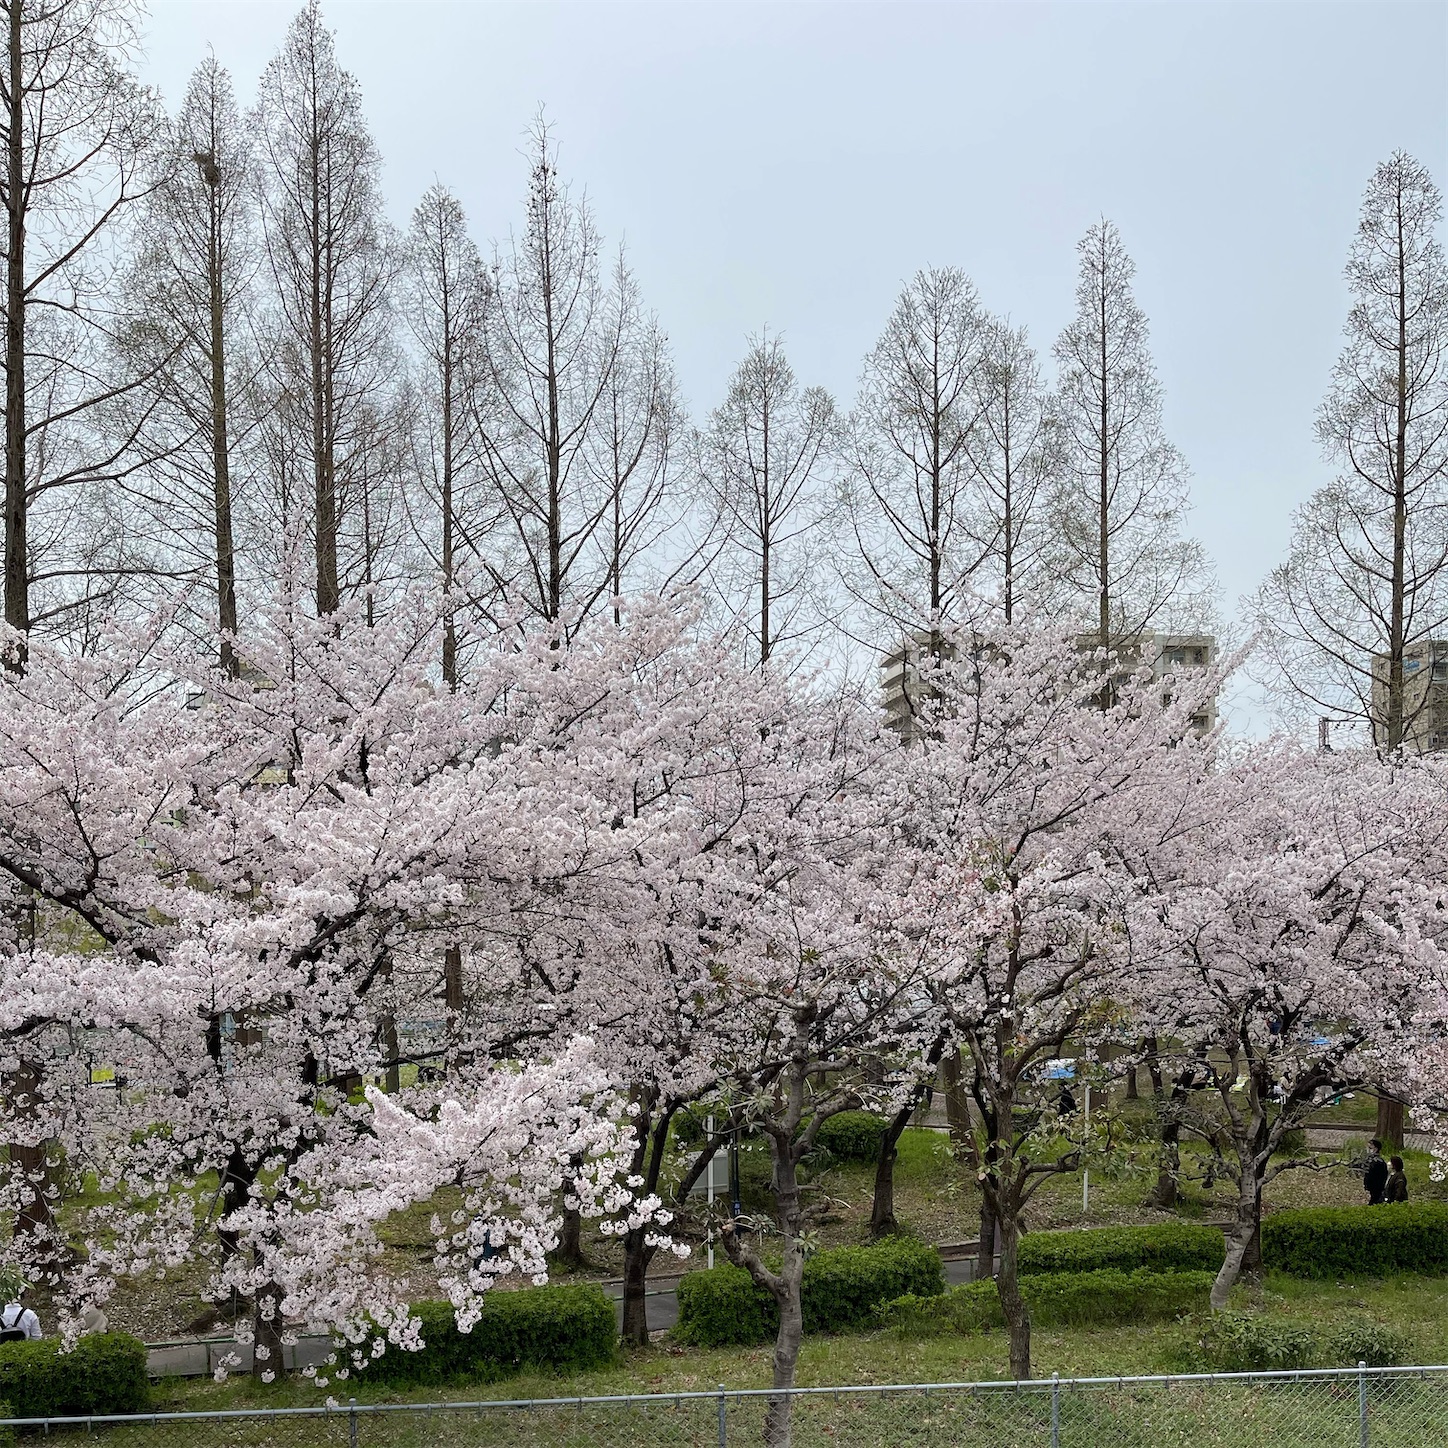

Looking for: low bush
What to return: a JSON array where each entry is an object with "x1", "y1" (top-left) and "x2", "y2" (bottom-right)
[
  {"x1": 813, "y1": 1112, "x2": 889, "y2": 1164},
  {"x1": 675, "y1": 1237, "x2": 945, "y2": 1347},
  {"x1": 0, "y1": 1334, "x2": 149, "y2": 1418},
  {"x1": 675, "y1": 1266, "x2": 774, "y2": 1349},
  {"x1": 349, "y1": 1285, "x2": 617, "y2": 1388},
  {"x1": 1173, "y1": 1312, "x2": 1412, "y2": 1372},
  {"x1": 1017, "y1": 1223, "x2": 1225, "y2": 1276},
  {"x1": 803, "y1": 1236, "x2": 944, "y2": 1334},
  {"x1": 878, "y1": 1268, "x2": 1213, "y2": 1337},
  {"x1": 1261, "y1": 1202, "x2": 1448, "y2": 1279}
]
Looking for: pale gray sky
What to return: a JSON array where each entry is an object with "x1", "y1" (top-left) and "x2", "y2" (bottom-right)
[{"x1": 140, "y1": 0, "x2": 1448, "y2": 677}]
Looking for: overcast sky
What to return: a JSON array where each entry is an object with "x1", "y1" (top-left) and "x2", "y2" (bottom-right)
[{"x1": 138, "y1": 0, "x2": 1448, "y2": 714}]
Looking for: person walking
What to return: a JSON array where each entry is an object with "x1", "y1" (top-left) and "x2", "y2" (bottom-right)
[
  {"x1": 0, "y1": 1290, "x2": 41, "y2": 1343},
  {"x1": 1385, "y1": 1155, "x2": 1409, "y2": 1204},
  {"x1": 1363, "y1": 1137, "x2": 1389, "y2": 1205}
]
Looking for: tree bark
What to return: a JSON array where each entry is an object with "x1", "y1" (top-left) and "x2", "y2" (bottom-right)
[
  {"x1": 251, "y1": 1279, "x2": 285, "y2": 1380},
  {"x1": 1376, "y1": 1095, "x2": 1405, "y2": 1152},
  {"x1": 995, "y1": 1215, "x2": 1031, "y2": 1380},
  {"x1": 619, "y1": 1227, "x2": 654, "y2": 1346},
  {"x1": 1211, "y1": 1179, "x2": 1261, "y2": 1311},
  {"x1": 3, "y1": 0, "x2": 28, "y2": 644},
  {"x1": 869, "y1": 1099, "x2": 913, "y2": 1237},
  {"x1": 555, "y1": 1203, "x2": 585, "y2": 1271}
]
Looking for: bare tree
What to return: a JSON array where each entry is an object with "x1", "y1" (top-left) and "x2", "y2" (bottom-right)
[
  {"x1": 963, "y1": 319, "x2": 1056, "y2": 624},
  {"x1": 699, "y1": 331, "x2": 835, "y2": 669},
  {"x1": 840, "y1": 268, "x2": 989, "y2": 639},
  {"x1": 1256, "y1": 153, "x2": 1448, "y2": 756},
  {"x1": 585, "y1": 257, "x2": 684, "y2": 624},
  {"x1": 1050, "y1": 220, "x2": 1210, "y2": 653},
  {"x1": 114, "y1": 56, "x2": 260, "y2": 674},
  {"x1": 255, "y1": 0, "x2": 396, "y2": 619},
  {"x1": 401, "y1": 183, "x2": 493, "y2": 685},
  {"x1": 0, "y1": 0, "x2": 166, "y2": 647},
  {"x1": 475, "y1": 118, "x2": 659, "y2": 633}
]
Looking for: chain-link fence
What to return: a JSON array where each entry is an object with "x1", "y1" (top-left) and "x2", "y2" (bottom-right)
[{"x1": 4, "y1": 1364, "x2": 1448, "y2": 1446}]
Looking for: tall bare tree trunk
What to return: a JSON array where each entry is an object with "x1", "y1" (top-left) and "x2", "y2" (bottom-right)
[{"x1": 4, "y1": 0, "x2": 27, "y2": 645}]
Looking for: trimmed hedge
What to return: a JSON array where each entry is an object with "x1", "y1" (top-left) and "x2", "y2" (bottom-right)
[
  {"x1": 1018, "y1": 1223, "x2": 1225, "y2": 1277},
  {"x1": 349, "y1": 1285, "x2": 617, "y2": 1388},
  {"x1": 675, "y1": 1236, "x2": 945, "y2": 1347},
  {"x1": 879, "y1": 1268, "x2": 1214, "y2": 1336},
  {"x1": 1174, "y1": 1312, "x2": 1412, "y2": 1371},
  {"x1": 1261, "y1": 1202, "x2": 1448, "y2": 1279},
  {"x1": 0, "y1": 1333, "x2": 149, "y2": 1419},
  {"x1": 813, "y1": 1112, "x2": 889, "y2": 1163}
]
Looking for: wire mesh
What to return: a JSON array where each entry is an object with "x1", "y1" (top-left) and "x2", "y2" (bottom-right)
[{"x1": 3, "y1": 1365, "x2": 1447, "y2": 1446}]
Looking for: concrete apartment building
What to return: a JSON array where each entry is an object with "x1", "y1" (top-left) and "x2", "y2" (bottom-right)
[
  {"x1": 882, "y1": 629, "x2": 1218, "y2": 742},
  {"x1": 1370, "y1": 641, "x2": 1448, "y2": 754}
]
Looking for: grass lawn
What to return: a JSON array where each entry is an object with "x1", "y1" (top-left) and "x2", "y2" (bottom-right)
[
  {"x1": 150, "y1": 1271, "x2": 1448, "y2": 1413},
  {"x1": 85, "y1": 1275, "x2": 1448, "y2": 1447}
]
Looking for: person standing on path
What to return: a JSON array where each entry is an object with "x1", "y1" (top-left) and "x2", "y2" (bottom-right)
[
  {"x1": 1363, "y1": 1137, "x2": 1389, "y2": 1205},
  {"x1": 1385, "y1": 1155, "x2": 1409, "y2": 1203}
]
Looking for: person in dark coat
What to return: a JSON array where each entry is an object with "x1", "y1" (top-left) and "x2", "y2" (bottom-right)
[
  {"x1": 1363, "y1": 1137, "x2": 1389, "y2": 1205},
  {"x1": 1385, "y1": 1155, "x2": 1408, "y2": 1203}
]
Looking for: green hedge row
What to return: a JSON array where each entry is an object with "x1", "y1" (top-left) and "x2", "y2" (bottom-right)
[
  {"x1": 1261, "y1": 1203, "x2": 1448, "y2": 1279},
  {"x1": 675, "y1": 1236, "x2": 945, "y2": 1347},
  {"x1": 348, "y1": 1285, "x2": 617, "y2": 1388},
  {"x1": 878, "y1": 1268, "x2": 1214, "y2": 1336},
  {"x1": 1018, "y1": 1223, "x2": 1225, "y2": 1277},
  {"x1": 0, "y1": 1334, "x2": 149, "y2": 1419}
]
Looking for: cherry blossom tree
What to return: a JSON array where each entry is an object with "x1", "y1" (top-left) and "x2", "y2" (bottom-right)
[
  {"x1": 885, "y1": 620, "x2": 1221, "y2": 1379},
  {"x1": 1129, "y1": 744, "x2": 1446, "y2": 1309}
]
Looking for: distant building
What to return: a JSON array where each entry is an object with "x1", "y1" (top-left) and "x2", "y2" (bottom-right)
[
  {"x1": 1370, "y1": 641, "x2": 1448, "y2": 754},
  {"x1": 881, "y1": 628, "x2": 1218, "y2": 742}
]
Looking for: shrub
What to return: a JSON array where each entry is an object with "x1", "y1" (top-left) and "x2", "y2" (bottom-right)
[
  {"x1": 803, "y1": 1236, "x2": 944, "y2": 1334},
  {"x1": 350, "y1": 1285, "x2": 616, "y2": 1388},
  {"x1": 1261, "y1": 1202, "x2": 1448, "y2": 1279},
  {"x1": 675, "y1": 1238, "x2": 945, "y2": 1347},
  {"x1": 1017, "y1": 1223, "x2": 1225, "y2": 1276},
  {"x1": 1173, "y1": 1312, "x2": 1413, "y2": 1372},
  {"x1": 0, "y1": 1402, "x2": 11, "y2": 1448},
  {"x1": 1178, "y1": 1312, "x2": 1318, "y2": 1371},
  {"x1": 813, "y1": 1112, "x2": 889, "y2": 1163},
  {"x1": 878, "y1": 1268, "x2": 1213, "y2": 1337},
  {"x1": 1325, "y1": 1319, "x2": 1413, "y2": 1368},
  {"x1": 675, "y1": 1266, "x2": 774, "y2": 1348},
  {"x1": 0, "y1": 1334, "x2": 149, "y2": 1418}
]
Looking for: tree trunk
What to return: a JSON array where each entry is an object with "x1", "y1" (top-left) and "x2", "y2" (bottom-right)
[
  {"x1": 555, "y1": 1202, "x2": 585, "y2": 1271},
  {"x1": 619, "y1": 1226, "x2": 655, "y2": 1346},
  {"x1": 4, "y1": 0, "x2": 28, "y2": 645},
  {"x1": 1376, "y1": 1095, "x2": 1405, "y2": 1152},
  {"x1": 1210, "y1": 1179, "x2": 1261, "y2": 1310},
  {"x1": 869, "y1": 1100, "x2": 913, "y2": 1236},
  {"x1": 941, "y1": 1050, "x2": 970, "y2": 1148},
  {"x1": 994, "y1": 1214, "x2": 1031, "y2": 1380},
  {"x1": 762, "y1": 1147, "x2": 806, "y2": 1448},
  {"x1": 1144, "y1": 1117, "x2": 1180, "y2": 1210},
  {"x1": 251, "y1": 1279, "x2": 285, "y2": 1381},
  {"x1": 977, "y1": 1194, "x2": 997, "y2": 1281},
  {"x1": 7, "y1": 1060, "x2": 55, "y2": 1251}
]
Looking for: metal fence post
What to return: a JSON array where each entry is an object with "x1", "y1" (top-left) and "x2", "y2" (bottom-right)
[
  {"x1": 1358, "y1": 1362, "x2": 1368, "y2": 1448},
  {"x1": 349, "y1": 1395, "x2": 359, "y2": 1448},
  {"x1": 717, "y1": 1383, "x2": 727, "y2": 1448},
  {"x1": 1051, "y1": 1372, "x2": 1060, "y2": 1448}
]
